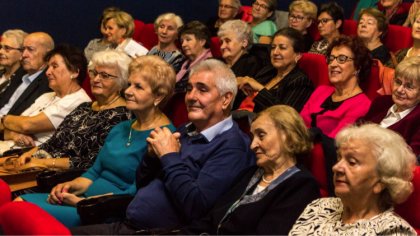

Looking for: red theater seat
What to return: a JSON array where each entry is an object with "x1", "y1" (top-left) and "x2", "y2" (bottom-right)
[
  {"x1": 0, "y1": 202, "x2": 71, "y2": 235},
  {"x1": 298, "y1": 53, "x2": 330, "y2": 87},
  {"x1": 0, "y1": 179, "x2": 11, "y2": 207},
  {"x1": 210, "y1": 36, "x2": 222, "y2": 59},
  {"x1": 395, "y1": 166, "x2": 420, "y2": 234},
  {"x1": 384, "y1": 24, "x2": 413, "y2": 53}
]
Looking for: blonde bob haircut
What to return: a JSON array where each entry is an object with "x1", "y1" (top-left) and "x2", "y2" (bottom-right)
[
  {"x1": 395, "y1": 56, "x2": 420, "y2": 84},
  {"x1": 254, "y1": 105, "x2": 312, "y2": 157},
  {"x1": 103, "y1": 10, "x2": 135, "y2": 38},
  {"x1": 289, "y1": 0, "x2": 318, "y2": 20},
  {"x1": 154, "y1": 13, "x2": 184, "y2": 31},
  {"x1": 336, "y1": 123, "x2": 417, "y2": 209},
  {"x1": 128, "y1": 55, "x2": 176, "y2": 107}
]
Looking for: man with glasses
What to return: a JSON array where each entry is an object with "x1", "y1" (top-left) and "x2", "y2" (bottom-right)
[
  {"x1": 207, "y1": 0, "x2": 241, "y2": 36},
  {"x1": 0, "y1": 29, "x2": 27, "y2": 95},
  {"x1": 0, "y1": 32, "x2": 53, "y2": 122}
]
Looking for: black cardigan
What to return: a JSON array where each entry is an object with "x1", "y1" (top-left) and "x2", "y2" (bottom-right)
[{"x1": 181, "y1": 166, "x2": 320, "y2": 235}]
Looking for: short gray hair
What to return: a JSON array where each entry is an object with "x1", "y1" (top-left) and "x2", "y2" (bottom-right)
[
  {"x1": 218, "y1": 20, "x2": 253, "y2": 51},
  {"x1": 88, "y1": 50, "x2": 132, "y2": 91},
  {"x1": 2, "y1": 29, "x2": 28, "y2": 47},
  {"x1": 395, "y1": 56, "x2": 420, "y2": 84},
  {"x1": 154, "y1": 12, "x2": 184, "y2": 30},
  {"x1": 336, "y1": 123, "x2": 417, "y2": 208},
  {"x1": 219, "y1": 0, "x2": 242, "y2": 9},
  {"x1": 189, "y1": 59, "x2": 237, "y2": 109}
]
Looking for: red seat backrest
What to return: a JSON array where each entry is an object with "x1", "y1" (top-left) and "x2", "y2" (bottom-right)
[
  {"x1": 163, "y1": 92, "x2": 188, "y2": 128},
  {"x1": 0, "y1": 179, "x2": 11, "y2": 207},
  {"x1": 384, "y1": 24, "x2": 413, "y2": 53},
  {"x1": 395, "y1": 166, "x2": 420, "y2": 234},
  {"x1": 82, "y1": 74, "x2": 95, "y2": 100},
  {"x1": 307, "y1": 143, "x2": 329, "y2": 197},
  {"x1": 298, "y1": 53, "x2": 330, "y2": 87},
  {"x1": 360, "y1": 60, "x2": 382, "y2": 101},
  {"x1": 343, "y1": 19, "x2": 358, "y2": 37},
  {"x1": 0, "y1": 202, "x2": 71, "y2": 235},
  {"x1": 133, "y1": 19, "x2": 146, "y2": 43},
  {"x1": 135, "y1": 23, "x2": 158, "y2": 50},
  {"x1": 210, "y1": 36, "x2": 222, "y2": 59}
]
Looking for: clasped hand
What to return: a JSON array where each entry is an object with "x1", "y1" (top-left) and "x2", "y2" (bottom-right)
[{"x1": 146, "y1": 127, "x2": 181, "y2": 158}]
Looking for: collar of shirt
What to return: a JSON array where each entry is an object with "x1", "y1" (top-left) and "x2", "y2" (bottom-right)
[
  {"x1": 23, "y1": 69, "x2": 44, "y2": 83},
  {"x1": 385, "y1": 104, "x2": 415, "y2": 120},
  {"x1": 185, "y1": 115, "x2": 233, "y2": 142}
]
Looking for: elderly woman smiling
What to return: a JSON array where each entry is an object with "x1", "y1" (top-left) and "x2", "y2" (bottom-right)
[
  {"x1": 16, "y1": 50, "x2": 132, "y2": 170},
  {"x1": 182, "y1": 105, "x2": 319, "y2": 235},
  {"x1": 290, "y1": 124, "x2": 417, "y2": 235},
  {"x1": 208, "y1": 0, "x2": 242, "y2": 36},
  {"x1": 218, "y1": 20, "x2": 262, "y2": 77},
  {"x1": 361, "y1": 56, "x2": 420, "y2": 157},
  {"x1": 148, "y1": 13, "x2": 185, "y2": 73}
]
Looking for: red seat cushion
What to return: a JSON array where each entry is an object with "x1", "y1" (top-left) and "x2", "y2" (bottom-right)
[
  {"x1": 395, "y1": 166, "x2": 420, "y2": 233},
  {"x1": 0, "y1": 202, "x2": 71, "y2": 235},
  {"x1": 0, "y1": 179, "x2": 11, "y2": 207}
]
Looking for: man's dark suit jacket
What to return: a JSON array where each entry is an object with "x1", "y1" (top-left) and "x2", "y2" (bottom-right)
[{"x1": 0, "y1": 67, "x2": 51, "y2": 116}]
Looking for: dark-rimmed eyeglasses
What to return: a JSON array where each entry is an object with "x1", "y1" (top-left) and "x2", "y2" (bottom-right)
[
  {"x1": 88, "y1": 69, "x2": 118, "y2": 80},
  {"x1": 0, "y1": 44, "x2": 23, "y2": 52},
  {"x1": 327, "y1": 55, "x2": 354, "y2": 64},
  {"x1": 252, "y1": 1, "x2": 269, "y2": 10},
  {"x1": 393, "y1": 78, "x2": 419, "y2": 92},
  {"x1": 318, "y1": 18, "x2": 334, "y2": 25},
  {"x1": 288, "y1": 14, "x2": 306, "y2": 22}
]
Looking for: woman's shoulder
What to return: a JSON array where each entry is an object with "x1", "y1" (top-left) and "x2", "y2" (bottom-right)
[
  {"x1": 253, "y1": 20, "x2": 277, "y2": 33},
  {"x1": 370, "y1": 210, "x2": 417, "y2": 235}
]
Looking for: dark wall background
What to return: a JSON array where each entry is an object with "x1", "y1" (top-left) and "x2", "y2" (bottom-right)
[{"x1": 0, "y1": 0, "x2": 355, "y2": 49}]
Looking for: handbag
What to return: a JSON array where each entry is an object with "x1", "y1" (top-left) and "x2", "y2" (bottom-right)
[{"x1": 0, "y1": 156, "x2": 47, "y2": 174}]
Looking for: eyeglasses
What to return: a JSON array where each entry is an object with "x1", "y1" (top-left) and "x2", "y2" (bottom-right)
[
  {"x1": 88, "y1": 69, "x2": 118, "y2": 80},
  {"x1": 327, "y1": 55, "x2": 354, "y2": 64},
  {"x1": 288, "y1": 14, "x2": 306, "y2": 22},
  {"x1": 393, "y1": 78, "x2": 419, "y2": 92},
  {"x1": 318, "y1": 18, "x2": 334, "y2": 25},
  {"x1": 252, "y1": 1, "x2": 269, "y2": 10},
  {"x1": 0, "y1": 44, "x2": 23, "y2": 52},
  {"x1": 219, "y1": 4, "x2": 236, "y2": 9}
]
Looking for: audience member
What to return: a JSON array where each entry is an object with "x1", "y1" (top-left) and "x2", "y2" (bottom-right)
[
  {"x1": 218, "y1": 20, "x2": 262, "y2": 77},
  {"x1": 17, "y1": 50, "x2": 132, "y2": 170},
  {"x1": 182, "y1": 105, "x2": 319, "y2": 235},
  {"x1": 15, "y1": 55, "x2": 177, "y2": 227},
  {"x1": 84, "y1": 6, "x2": 120, "y2": 62},
  {"x1": 207, "y1": 0, "x2": 242, "y2": 36},
  {"x1": 103, "y1": 10, "x2": 148, "y2": 57},
  {"x1": 309, "y1": 2, "x2": 344, "y2": 55},
  {"x1": 357, "y1": 8, "x2": 391, "y2": 64},
  {"x1": 288, "y1": 0, "x2": 318, "y2": 51},
  {"x1": 361, "y1": 56, "x2": 420, "y2": 157},
  {"x1": 0, "y1": 32, "x2": 54, "y2": 118},
  {"x1": 250, "y1": 0, "x2": 277, "y2": 44},
  {"x1": 236, "y1": 28, "x2": 314, "y2": 113},
  {"x1": 380, "y1": 0, "x2": 408, "y2": 25},
  {"x1": 352, "y1": 0, "x2": 379, "y2": 20},
  {"x1": 147, "y1": 13, "x2": 185, "y2": 73},
  {"x1": 0, "y1": 30, "x2": 27, "y2": 95},
  {"x1": 176, "y1": 21, "x2": 212, "y2": 93},
  {"x1": 393, "y1": 10, "x2": 420, "y2": 65},
  {"x1": 70, "y1": 59, "x2": 255, "y2": 234},
  {"x1": 403, "y1": 0, "x2": 420, "y2": 27},
  {"x1": 301, "y1": 36, "x2": 372, "y2": 138},
  {"x1": 0, "y1": 44, "x2": 91, "y2": 154},
  {"x1": 290, "y1": 124, "x2": 417, "y2": 235}
]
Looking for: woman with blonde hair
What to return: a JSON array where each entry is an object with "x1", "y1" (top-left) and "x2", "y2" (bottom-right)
[
  {"x1": 288, "y1": 0, "x2": 318, "y2": 51},
  {"x1": 148, "y1": 13, "x2": 185, "y2": 73},
  {"x1": 290, "y1": 123, "x2": 416, "y2": 235}
]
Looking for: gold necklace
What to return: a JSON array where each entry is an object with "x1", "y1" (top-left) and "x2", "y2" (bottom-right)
[{"x1": 98, "y1": 96, "x2": 120, "y2": 111}]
